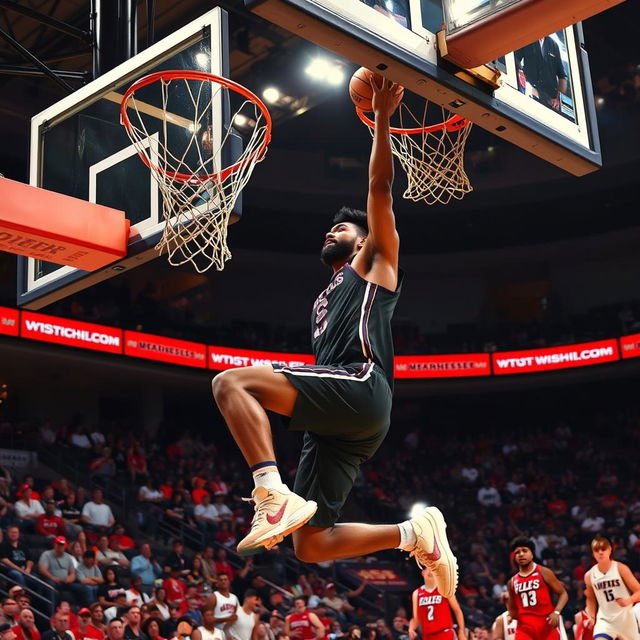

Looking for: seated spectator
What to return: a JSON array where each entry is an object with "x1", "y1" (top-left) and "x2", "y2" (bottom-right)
[
  {"x1": 90, "y1": 603, "x2": 108, "y2": 636},
  {"x1": 2, "y1": 597, "x2": 20, "y2": 625},
  {"x1": 110, "y1": 524, "x2": 136, "y2": 550},
  {"x1": 185, "y1": 556, "x2": 206, "y2": 591},
  {"x1": 82, "y1": 488, "x2": 115, "y2": 532},
  {"x1": 162, "y1": 540, "x2": 189, "y2": 576},
  {"x1": 131, "y1": 543, "x2": 162, "y2": 593},
  {"x1": 164, "y1": 493, "x2": 192, "y2": 531},
  {"x1": 70, "y1": 424, "x2": 92, "y2": 450},
  {"x1": 13, "y1": 486, "x2": 44, "y2": 531},
  {"x1": 477, "y1": 482, "x2": 501, "y2": 508},
  {"x1": 106, "y1": 618, "x2": 125, "y2": 640},
  {"x1": 98, "y1": 567, "x2": 127, "y2": 608},
  {"x1": 11, "y1": 608, "x2": 41, "y2": 640},
  {"x1": 104, "y1": 593, "x2": 128, "y2": 623},
  {"x1": 200, "y1": 546, "x2": 218, "y2": 588},
  {"x1": 213, "y1": 495, "x2": 234, "y2": 523},
  {"x1": 581, "y1": 508, "x2": 605, "y2": 533},
  {"x1": 96, "y1": 534, "x2": 130, "y2": 569},
  {"x1": 58, "y1": 491, "x2": 82, "y2": 538},
  {"x1": 0, "y1": 525, "x2": 34, "y2": 587},
  {"x1": 213, "y1": 548, "x2": 234, "y2": 581},
  {"x1": 36, "y1": 500, "x2": 66, "y2": 539},
  {"x1": 214, "y1": 521, "x2": 236, "y2": 549},
  {"x1": 141, "y1": 619, "x2": 164, "y2": 640},
  {"x1": 76, "y1": 550, "x2": 104, "y2": 606},
  {"x1": 191, "y1": 478, "x2": 209, "y2": 506},
  {"x1": 38, "y1": 536, "x2": 78, "y2": 597},
  {"x1": 194, "y1": 493, "x2": 220, "y2": 541},
  {"x1": 321, "y1": 582, "x2": 366, "y2": 624},
  {"x1": 149, "y1": 587, "x2": 171, "y2": 621},
  {"x1": 90, "y1": 448, "x2": 116, "y2": 482},
  {"x1": 42, "y1": 611, "x2": 74, "y2": 640},
  {"x1": 69, "y1": 541, "x2": 86, "y2": 569},
  {"x1": 126, "y1": 575, "x2": 152, "y2": 607},
  {"x1": 138, "y1": 478, "x2": 164, "y2": 531},
  {"x1": 75, "y1": 608, "x2": 103, "y2": 640},
  {"x1": 127, "y1": 443, "x2": 148, "y2": 486},
  {"x1": 210, "y1": 475, "x2": 229, "y2": 497},
  {"x1": 159, "y1": 604, "x2": 181, "y2": 639},
  {"x1": 162, "y1": 565, "x2": 187, "y2": 606},
  {"x1": 50, "y1": 603, "x2": 78, "y2": 631},
  {"x1": 123, "y1": 606, "x2": 147, "y2": 640}
]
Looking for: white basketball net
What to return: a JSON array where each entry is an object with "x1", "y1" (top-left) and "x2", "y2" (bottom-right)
[
  {"x1": 360, "y1": 102, "x2": 473, "y2": 205},
  {"x1": 121, "y1": 74, "x2": 270, "y2": 272}
]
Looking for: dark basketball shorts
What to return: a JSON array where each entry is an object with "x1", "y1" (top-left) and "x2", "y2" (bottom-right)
[{"x1": 272, "y1": 361, "x2": 392, "y2": 527}]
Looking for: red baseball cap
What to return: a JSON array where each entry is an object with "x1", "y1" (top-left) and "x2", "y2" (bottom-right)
[
  {"x1": 54, "y1": 535, "x2": 67, "y2": 545},
  {"x1": 78, "y1": 609, "x2": 91, "y2": 616}
]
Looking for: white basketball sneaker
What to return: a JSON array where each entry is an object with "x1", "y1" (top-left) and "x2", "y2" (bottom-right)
[
  {"x1": 237, "y1": 486, "x2": 317, "y2": 556},
  {"x1": 409, "y1": 506, "x2": 458, "y2": 598}
]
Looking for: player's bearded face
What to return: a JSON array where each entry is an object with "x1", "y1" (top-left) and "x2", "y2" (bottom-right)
[{"x1": 320, "y1": 235, "x2": 357, "y2": 266}]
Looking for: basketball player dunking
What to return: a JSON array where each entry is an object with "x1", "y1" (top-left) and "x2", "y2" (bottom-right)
[
  {"x1": 285, "y1": 598, "x2": 325, "y2": 640},
  {"x1": 409, "y1": 567, "x2": 465, "y2": 640},
  {"x1": 585, "y1": 535, "x2": 640, "y2": 640},
  {"x1": 507, "y1": 537, "x2": 568, "y2": 640},
  {"x1": 211, "y1": 77, "x2": 457, "y2": 596}
]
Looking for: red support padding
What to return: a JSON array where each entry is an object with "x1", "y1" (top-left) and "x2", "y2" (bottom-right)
[{"x1": 0, "y1": 177, "x2": 130, "y2": 271}]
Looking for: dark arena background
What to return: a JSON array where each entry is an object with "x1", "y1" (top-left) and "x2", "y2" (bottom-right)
[{"x1": 1, "y1": 1, "x2": 640, "y2": 640}]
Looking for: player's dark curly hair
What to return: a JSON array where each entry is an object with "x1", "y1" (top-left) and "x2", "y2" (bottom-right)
[
  {"x1": 333, "y1": 206, "x2": 368, "y2": 235},
  {"x1": 510, "y1": 536, "x2": 535, "y2": 555}
]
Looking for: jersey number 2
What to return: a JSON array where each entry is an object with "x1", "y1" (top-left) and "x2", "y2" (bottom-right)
[
  {"x1": 520, "y1": 591, "x2": 538, "y2": 607},
  {"x1": 426, "y1": 606, "x2": 435, "y2": 621}
]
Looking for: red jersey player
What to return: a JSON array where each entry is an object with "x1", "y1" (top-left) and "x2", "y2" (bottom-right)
[
  {"x1": 507, "y1": 537, "x2": 568, "y2": 640},
  {"x1": 409, "y1": 567, "x2": 465, "y2": 640},
  {"x1": 285, "y1": 597, "x2": 325, "y2": 640}
]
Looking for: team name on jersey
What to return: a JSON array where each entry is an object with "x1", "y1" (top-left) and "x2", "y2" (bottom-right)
[
  {"x1": 312, "y1": 271, "x2": 344, "y2": 339},
  {"x1": 514, "y1": 580, "x2": 540, "y2": 593},
  {"x1": 595, "y1": 579, "x2": 621, "y2": 590},
  {"x1": 220, "y1": 604, "x2": 237, "y2": 612},
  {"x1": 290, "y1": 621, "x2": 310, "y2": 628},
  {"x1": 419, "y1": 596, "x2": 443, "y2": 606}
]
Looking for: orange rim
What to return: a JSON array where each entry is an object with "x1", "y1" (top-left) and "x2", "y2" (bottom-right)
[
  {"x1": 356, "y1": 107, "x2": 470, "y2": 134},
  {"x1": 120, "y1": 70, "x2": 272, "y2": 184}
]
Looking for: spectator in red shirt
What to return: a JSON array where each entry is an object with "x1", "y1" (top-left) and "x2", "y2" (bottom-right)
[
  {"x1": 74, "y1": 609, "x2": 103, "y2": 640},
  {"x1": 109, "y1": 524, "x2": 135, "y2": 551},
  {"x1": 214, "y1": 548, "x2": 234, "y2": 581},
  {"x1": 11, "y1": 609, "x2": 40, "y2": 640},
  {"x1": 162, "y1": 566, "x2": 187, "y2": 605},
  {"x1": 191, "y1": 481, "x2": 209, "y2": 506},
  {"x1": 36, "y1": 501, "x2": 66, "y2": 539},
  {"x1": 546, "y1": 495, "x2": 568, "y2": 517},
  {"x1": 127, "y1": 443, "x2": 148, "y2": 485}
]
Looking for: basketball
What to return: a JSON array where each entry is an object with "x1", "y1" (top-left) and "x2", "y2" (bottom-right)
[{"x1": 349, "y1": 67, "x2": 404, "y2": 112}]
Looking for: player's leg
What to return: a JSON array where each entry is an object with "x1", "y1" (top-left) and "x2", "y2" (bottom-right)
[
  {"x1": 211, "y1": 365, "x2": 318, "y2": 554},
  {"x1": 211, "y1": 365, "x2": 296, "y2": 466}
]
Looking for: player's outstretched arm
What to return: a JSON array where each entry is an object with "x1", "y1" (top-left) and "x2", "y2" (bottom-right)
[
  {"x1": 351, "y1": 75, "x2": 399, "y2": 292},
  {"x1": 540, "y1": 566, "x2": 568, "y2": 628},
  {"x1": 507, "y1": 579, "x2": 518, "y2": 621},
  {"x1": 447, "y1": 594, "x2": 466, "y2": 640},
  {"x1": 491, "y1": 614, "x2": 504, "y2": 640},
  {"x1": 408, "y1": 589, "x2": 419, "y2": 640},
  {"x1": 616, "y1": 562, "x2": 640, "y2": 607}
]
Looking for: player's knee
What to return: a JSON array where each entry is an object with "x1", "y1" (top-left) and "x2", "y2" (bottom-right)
[{"x1": 211, "y1": 369, "x2": 239, "y2": 403}]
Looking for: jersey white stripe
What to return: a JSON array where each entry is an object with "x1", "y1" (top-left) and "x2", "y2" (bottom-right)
[{"x1": 274, "y1": 363, "x2": 374, "y2": 381}]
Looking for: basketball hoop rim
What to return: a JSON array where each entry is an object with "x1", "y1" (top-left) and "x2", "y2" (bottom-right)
[
  {"x1": 120, "y1": 69, "x2": 273, "y2": 184},
  {"x1": 356, "y1": 107, "x2": 470, "y2": 134}
]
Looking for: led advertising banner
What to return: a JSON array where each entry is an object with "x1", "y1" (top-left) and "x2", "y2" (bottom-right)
[
  {"x1": 208, "y1": 345, "x2": 315, "y2": 371},
  {"x1": 20, "y1": 310, "x2": 122, "y2": 354},
  {"x1": 492, "y1": 339, "x2": 619, "y2": 375},
  {"x1": 124, "y1": 331, "x2": 207, "y2": 368},
  {"x1": 619, "y1": 334, "x2": 640, "y2": 359},
  {"x1": 394, "y1": 353, "x2": 491, "y2": 378},
  {"x1": 0, "y1": 306, "x2": 19, "y2": 337}
]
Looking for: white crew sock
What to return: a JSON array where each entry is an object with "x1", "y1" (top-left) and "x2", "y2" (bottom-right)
[
  {"x1": 397, "y1": 520, "x2": 417, "y2": 550},
  {"x1": 252, "y1": 467, "x2": 289, "y2": 492}
]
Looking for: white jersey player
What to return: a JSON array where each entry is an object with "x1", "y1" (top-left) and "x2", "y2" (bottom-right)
[
  {"x1": 585, "y1": 535, "x2": 640, "y2": 640},
  {"x1": 492, "y1": 594, "x2": 517, "y2": 640}
]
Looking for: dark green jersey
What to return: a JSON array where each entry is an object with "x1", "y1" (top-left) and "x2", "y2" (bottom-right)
[{"x1": 311, "y1": 264, "x2": 402, "y2": 388}]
